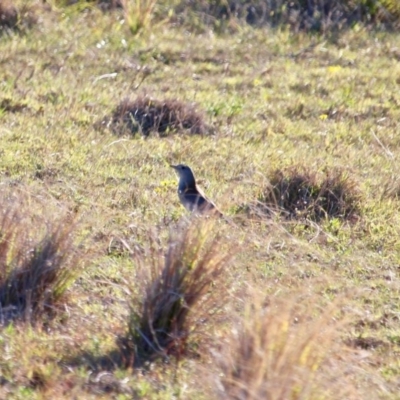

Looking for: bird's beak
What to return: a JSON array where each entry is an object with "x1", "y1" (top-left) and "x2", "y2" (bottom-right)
[{"x1": 170, "y1": 164, "x2": 178, "y2": 170}]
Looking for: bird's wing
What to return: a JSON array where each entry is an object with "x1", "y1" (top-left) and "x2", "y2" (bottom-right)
[{"x1": 193, "y1": 185, "x2": 223, "y2": 216}]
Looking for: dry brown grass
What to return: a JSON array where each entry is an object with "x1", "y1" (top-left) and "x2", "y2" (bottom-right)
[
  {"x1": 213, "y1": 294, "x2": 358, "y2": 400},
  {"x1": 124, "y1": 218, "x2": 235, "y2": 364},
  {"x1": 0, "y1": 195, "x2": 83, "y2": 325}
]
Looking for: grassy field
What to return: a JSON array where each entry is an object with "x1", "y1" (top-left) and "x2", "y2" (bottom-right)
[{"x1": 1, "y1": 1, "x2": 400, "y2": 398}]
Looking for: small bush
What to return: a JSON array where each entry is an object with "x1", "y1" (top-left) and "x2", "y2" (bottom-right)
[
  {"x1": 259, "y1": 167, "x2": 360, "y2": 221},
  {"x1": 108, "y1": 96, "x2": 208, "y2": 137},
  {"x1": 214, "y1": 295, "x2": 351, "y2": 400},
  {"x1": 124, "y1": 219, "x2": 235, "y2": 363},
  {"x1": 0, "y1": 198, "x2": 82, "y2": 325}
]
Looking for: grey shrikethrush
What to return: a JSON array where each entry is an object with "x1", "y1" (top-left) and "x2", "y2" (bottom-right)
[{"x1": 170, "y1": 164, "x2": 222, "y2": 216}]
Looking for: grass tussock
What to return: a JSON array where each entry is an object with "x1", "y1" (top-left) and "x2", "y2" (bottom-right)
[
  {"x1": 120, "y1": 0, "x2": 157, "y2": 35},
  {"x1": 0, "y1": 0, "x2": 39, "y2": 32},
  {"x1": 0, "y1": 0, "x2": 18, "y2": 30},
  {"x1": 108, "y1": 96, "x2": 208, "y2": 137},
  {"x1": 124, "y1": 219, "x2": 235, "y2": 364},
  {"x1": 0, "y1": 199, "x2": 82, "y2": 325},
  {"x1": 259, "y1": 167, "x2": 360, "y2": 221},
  {"x1": 214, "y1": 295, "x2": 352, "y2": 400}
]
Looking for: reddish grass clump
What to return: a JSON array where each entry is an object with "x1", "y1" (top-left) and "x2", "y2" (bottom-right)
[
  {"x1": 259, "y1": 167, "x2": 360, "y2": 221},
  {"x1": 0, "y1": 202, "x2": 82, "y2": 325},
  {"x1": 124, "y1": 219, "x2": 235, "y2": 364},
  {"x1": 110, "y1": 96, "x2": 208, "y2": 137}
]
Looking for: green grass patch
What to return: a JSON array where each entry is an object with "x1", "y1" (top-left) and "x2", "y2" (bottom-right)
[{"x1": 0, "y1": 2, "x2": 400, "y2": 398}]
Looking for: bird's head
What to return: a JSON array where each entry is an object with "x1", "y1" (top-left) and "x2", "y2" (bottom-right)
[{"x1": 170, "y1": 164, "x2": 196, "y2": 186}]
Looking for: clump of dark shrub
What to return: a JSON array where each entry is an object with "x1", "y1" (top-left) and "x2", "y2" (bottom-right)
[
  {"x1": 174, "y1": 0, "x2": 400, "y2": 32},
  {"x1": 259, "y1": 167, "x2": 360, "y2": 221},
  {"x1": 0, "y1": 0, "x2": 18, "y2": 30},
  {"x1": 0, "y1": 0, "x2": 39, "y2": 33},
  {"x1": 0, "y1": 198, "x2": 82, "y2": 325},
  {"x1": 123, "y1": 219, "x2": 234, "y2": 364},
  {"x1": 109, "y1": 97, "x2": 208, "y2": 137}
]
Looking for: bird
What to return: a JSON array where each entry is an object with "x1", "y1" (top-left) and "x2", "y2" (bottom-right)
[{"x1": 170, "y1": 164, "x2": 221, "y2": 215}]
